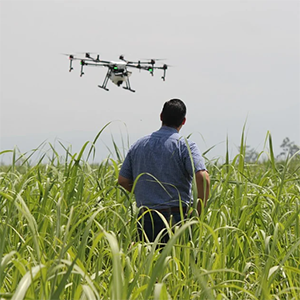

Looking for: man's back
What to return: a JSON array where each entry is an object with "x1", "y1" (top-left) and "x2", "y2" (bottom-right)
[{"x1": 119, "y1": 126, "x2": 206, "y2": 209}]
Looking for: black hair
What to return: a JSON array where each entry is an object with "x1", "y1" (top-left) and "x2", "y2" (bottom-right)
[{"x1": 161, "y1": 98, "x2": 186, "y2": 128}]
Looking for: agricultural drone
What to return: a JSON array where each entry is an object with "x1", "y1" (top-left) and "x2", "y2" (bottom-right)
[{"x1": 65, "y1": 53, "x2": 168, "y2": 92}]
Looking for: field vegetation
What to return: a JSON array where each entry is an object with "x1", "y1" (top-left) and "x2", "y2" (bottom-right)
[{"x1": 0, "y1": 131, "x2": 299, "y2": 299}]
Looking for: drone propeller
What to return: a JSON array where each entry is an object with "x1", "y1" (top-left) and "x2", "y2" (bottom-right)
[
  {"x1": 76, "y1": 51, "x2": 98, "y2": 55},
  {"x1": 83, "y1": 52, "x2": 105, "y2": 63},
  {"x1": 73, "y1": 52, "x2": 101, "y2": 61},
  {"x1": 142, "y1": 58, "x2": 165, "y2": 64},
  {"x1": 62, "y1": 53, "x2": 75, "y2": 60},
  {"x1": 119, "y1": 55, "x2": 135, "y2": 64},
  {"x1": 149, "y1": 59, "x2": 155, "y2": 65},
  {"x1": 77, "y1": 52, "x2": 93, "y2": 59}
]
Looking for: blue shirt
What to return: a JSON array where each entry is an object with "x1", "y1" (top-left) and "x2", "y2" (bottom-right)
[{"x1": 119, "y1": 126, "x2": 206, "y2": 209}]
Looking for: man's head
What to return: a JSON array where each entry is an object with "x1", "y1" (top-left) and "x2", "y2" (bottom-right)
[{"x1": 160, "y1": 98, "x2": 186, "y2": 128}]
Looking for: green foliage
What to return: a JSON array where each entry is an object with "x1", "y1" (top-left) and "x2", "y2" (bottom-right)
[{"x1": 0, "y1": 134, "x2": 300, "y2": 300}]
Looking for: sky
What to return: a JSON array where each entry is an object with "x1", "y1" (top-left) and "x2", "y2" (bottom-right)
[{"x1": 1, "y1": 0, "x2": 299, "y2": 164}]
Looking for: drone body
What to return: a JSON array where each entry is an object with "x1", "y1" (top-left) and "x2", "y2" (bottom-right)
[{"x1": 66, "y1": 53, "x2": 168, "y2": 92}]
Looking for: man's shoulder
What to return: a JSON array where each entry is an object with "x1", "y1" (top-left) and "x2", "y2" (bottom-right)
[
  {"x1": 175, "y1": 135, "x2": 197, "y2": 146},
  {"x1": 176, "y1": 138, "x2": 201, "y2": 157},
  {"x1": 130, "y1": 134, "x2": 151, "y2": 148},
  {"x1": 137, "y1": 134, "x2": 152, "y2": 142}
]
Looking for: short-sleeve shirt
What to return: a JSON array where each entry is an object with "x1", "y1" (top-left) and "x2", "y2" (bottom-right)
[{"x1": 119, "y1": 126, "x2": 206, "y2": 209}]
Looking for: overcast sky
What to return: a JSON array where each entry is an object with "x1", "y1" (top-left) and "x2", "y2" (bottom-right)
[{"x1": 1, "y1": 0, "x2": 299, "y2": 164}]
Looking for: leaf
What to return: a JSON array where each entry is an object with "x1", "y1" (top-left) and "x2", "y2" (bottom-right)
[
  {"x1": 11, "y1": 265, "x2": 45, "y2": 300},
  {"x1": 81, "y1": 284, "x2": 97, "y2": 300},
  {"x1": 268, "y1": 266, "x2": 280, "y2": 279},
  {"x1": 154, "y1": 283, "x2": 171, "y2": 300}
]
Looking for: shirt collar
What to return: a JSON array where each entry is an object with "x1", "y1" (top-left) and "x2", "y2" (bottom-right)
[{"x1": 159, "y1": 125, "x2": 178, "y2": 133}]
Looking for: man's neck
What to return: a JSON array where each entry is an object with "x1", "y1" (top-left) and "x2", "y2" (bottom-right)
[{"x1": 162, "y1": 124, "x2": 181, "y2": 132}]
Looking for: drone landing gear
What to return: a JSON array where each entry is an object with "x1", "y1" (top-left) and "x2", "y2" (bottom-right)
[
  {"x1": 98, "y1": 69, "x2": 111, "y2": 91},
  {"x1": 123, "y1": 87, "x2": 135, "y2": 92},
  {"x1": 98, "y1": 85, "x2": 109, "y2": 91},
  {"x1": 123, "y1": 78, "x2": 135, "y2": 93}
]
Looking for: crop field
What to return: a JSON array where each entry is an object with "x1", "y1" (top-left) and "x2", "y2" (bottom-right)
[{"x1": 0, "y1": 134, "x2": 299, "y2": 300}]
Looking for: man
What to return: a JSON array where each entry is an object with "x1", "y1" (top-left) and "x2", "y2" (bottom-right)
[{"x1": 118, "y1": 99, "x2": 210, "y2": 242}]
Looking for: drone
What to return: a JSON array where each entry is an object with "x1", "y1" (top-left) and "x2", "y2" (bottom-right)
[{"x1": 66, "y1": 53, "x2": 168, "y2": 92}]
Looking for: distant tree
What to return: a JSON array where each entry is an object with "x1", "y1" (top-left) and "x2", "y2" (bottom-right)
[
  {"x1": 245, "y1": 146, "x2": 259, "y2": 162},
  {"x1": 239, "y1": 145, "x2": 259, "y2": 163},
  {"x1": 278, "y1": 137, "x2": 300, "y2": 158}
]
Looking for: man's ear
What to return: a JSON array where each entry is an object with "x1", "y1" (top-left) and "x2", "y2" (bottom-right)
[
  {"x1": 160, "y1": 113, "x2": 163, "y2": 121},
  {"x1": 182, "y1": 117, "x2": 186, "y2": 125}
]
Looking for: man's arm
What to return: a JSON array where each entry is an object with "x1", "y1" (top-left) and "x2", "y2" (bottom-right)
[
  {"x1": 195, "y1": 170, "x2": 210, "y2": 214},
  {"x1": 118, "y1": 175, "x2": 133, "y2": 192}
]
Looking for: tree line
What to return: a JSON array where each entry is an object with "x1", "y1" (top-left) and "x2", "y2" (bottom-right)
[{"x1": 242, "y1": 137, "x2": 300, "y2": 163}]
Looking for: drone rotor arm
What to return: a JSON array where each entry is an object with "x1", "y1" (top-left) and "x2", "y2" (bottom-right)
[
  {"x1": 87, "y1": 56, "x2": 111, "y2": 64},
  {"x1": 126, "y1": 63, "x2": 142, "y2": 69},
  {"x1": 68, "y1": 53, "x2": 110, "y2": 64},
  {"x1": 82, "y1": 62, "x2": 110, "y2": 67}
]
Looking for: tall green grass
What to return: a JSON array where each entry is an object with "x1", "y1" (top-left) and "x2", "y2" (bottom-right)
[{"x1": 0, "y1": 131, "x2": 299, "y2": 299}]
